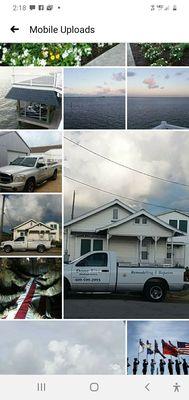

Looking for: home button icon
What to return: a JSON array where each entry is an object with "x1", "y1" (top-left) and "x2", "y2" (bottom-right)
[{"x1": 90, "y1": 382, "x2": 99, "y2": 392}]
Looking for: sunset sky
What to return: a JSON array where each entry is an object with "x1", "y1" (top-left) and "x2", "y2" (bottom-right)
[
  {"x1": 64, "y1": 68, "x2": 125, "y2": 97},
  {"x1": 127, "y1": 68, "x2": 189, "y2": 97}
]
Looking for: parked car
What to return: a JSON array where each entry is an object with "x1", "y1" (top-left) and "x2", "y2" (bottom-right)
[{"x1": 0, "y1": 156, "x2": 58, "y2": 192}]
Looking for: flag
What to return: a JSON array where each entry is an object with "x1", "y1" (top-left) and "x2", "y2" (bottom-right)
[
  {"x1": 154, "y1": 340, "x2": 166, "y2": 359},
  {"x1": 146, "y1": 340, "x2": 153, "y2": 355},
  {"x1": 139, "y1": 339, "x2": 145, "y2": 353},
  {"x1": 177, "y1": 342, "x2": 189, "y2": 355},
  {"x1": 162, "y1": 340, "x2": 178, "y2": 357}
]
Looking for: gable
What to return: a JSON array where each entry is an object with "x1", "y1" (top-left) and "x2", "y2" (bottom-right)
[
  {"x1": 15, "y1": 220, "x2": 38, "y2": 231},
  {"x1": 109, "y1": 215, "x2": 178, "y2": 238},
  {"x1": 70, "y1": 205, "x2": 133, "y2": 232},
  {"x1": 29, "y1": 222, "x2": 51, "y2": 231}
]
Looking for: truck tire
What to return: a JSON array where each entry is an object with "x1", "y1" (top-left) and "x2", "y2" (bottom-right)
[
  {"x1": 4, "y1": 245, "x2": 12, "y2": 253},
  {"x1": 64, "y1": 279, "x2": 71, "y2": 298},
  {"x1": 37, "y1": 244, "x2": 46, "y2": 253},
  {"x1": 143, "y1": 281, "x2": 167, "y2": 302},
  {"x1": 51, "y1": 169, "x2": 58, "y2": 181},
  {"x1": 24, "y1": 178, "x2": 36, "y2": 192}
]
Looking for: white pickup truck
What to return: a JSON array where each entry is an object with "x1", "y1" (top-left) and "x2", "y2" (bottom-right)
[
  {"x1": 0, "y1": 156, "x2": 58, "y2": 192},
  {"x1": 0, "y1": 237, "x2": 53, "y2": 253},
  {"x1": 64, "y1": 251, "x2": 186, "y2": 302}
]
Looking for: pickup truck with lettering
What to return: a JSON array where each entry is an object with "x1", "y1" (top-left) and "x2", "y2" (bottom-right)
[
  {"x1": 0, "y1": 237, "x2": 53, "y2": 253},
  {"x1": 0, "y1": 156, "x2": 58, "y2": 192},
  {"x1": 64, "y1": 251, "x2": 186, "y2": 302}
]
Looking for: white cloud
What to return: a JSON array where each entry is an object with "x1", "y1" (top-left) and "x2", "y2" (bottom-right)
[
  {"x1": 64, "y1": 130, "x2": 189, "y2": 219},
  {"x1": 0, "y1": 322, "x2": 125, "y2": 375}
]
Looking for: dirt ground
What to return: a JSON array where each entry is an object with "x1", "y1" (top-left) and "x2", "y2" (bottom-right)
[{"x1": 35, "y1": 172, "x2": 62, "y2": 193}]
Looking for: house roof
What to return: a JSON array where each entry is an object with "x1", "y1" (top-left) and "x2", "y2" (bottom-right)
[
  {"x1": 28, "y1": 222, "x2": 53, "y2": 231},
  {"x1": 157, "y1": 210, "x2": 189, "y2": 218},
  {"x1": 31, "y1": 145, "x2": 62, "y2": 153},
  {"x1": 0, "y1": 131, "x2": 31, "y2": 151},
  {"x1": 14, "y1": 219, "x2": 38, "y2": 230},
  {"x1": 96, "y1": 209, "x2": 186, "y2": 236},
  {"x1": 64, "y1": 199, "x2": 135, "y2": 227},
  {"x1": 6, "y1": 87, "x2": 61, "y2": 107}
]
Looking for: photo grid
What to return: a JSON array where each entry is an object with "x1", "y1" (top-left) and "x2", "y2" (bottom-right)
[{"x1": 0, "y1": 42, "x2": 189, "y2": 375}]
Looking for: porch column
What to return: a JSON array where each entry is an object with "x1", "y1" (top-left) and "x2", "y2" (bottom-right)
[
  {"x1": 171, "y1": 235, "x2": 174, "y2": 267},
  {"x1": 153, "y1": 236, "x2": 159, "y2": 265},
  {"x1": 106, "y1": 231, "x2": 111, "y2": 250},
  {"x1": 137, "y1": 235, "x2": 144, "y2": 266}
]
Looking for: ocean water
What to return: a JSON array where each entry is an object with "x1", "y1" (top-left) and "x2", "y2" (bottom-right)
[
  {"x1": 0, "y1": 80, "x2": 17, "y2": 129},
  {"x1": 127, "y1": 97, "x2": 189, "y2": 129},
  {"x1": 64, "y1": 96, "x2": 125, "y2": 129}
]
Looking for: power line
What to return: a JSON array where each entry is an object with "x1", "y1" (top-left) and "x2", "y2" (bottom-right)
[
  {"x1": 64, "y1": 136, "x2": 189, "y2": 188},
  {"x1": 65, "y1": 175, "x2": 189, "y2": 212}
]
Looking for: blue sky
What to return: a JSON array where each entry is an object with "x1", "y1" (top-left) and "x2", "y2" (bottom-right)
[
  {"x1": 128, "y1": 321, "x2": 189, "y2": 375},
  {"x1": 128, "y1": 68, "x2": 189, "y2": 97},
  {"x1": 64, "y1": 68, "x2": 125, "y2": 97},
  {"x1": 0, "y1": 321, "x2": 125, "y2": 375}
]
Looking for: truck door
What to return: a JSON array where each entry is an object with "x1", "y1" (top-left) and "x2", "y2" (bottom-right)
[
  {"x1": 13, "y1": 236, "x2": 26, "y2": 250},
  {"x1": 36, "y1": 158, "x2": 49, "y2": 182},
  {"x1": 71, "y1": 252, "x2": 111, "y2": 291}
]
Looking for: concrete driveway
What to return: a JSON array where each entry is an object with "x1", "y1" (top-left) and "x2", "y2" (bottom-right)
[{"x1": 64, "y1": 291, "x2": 189, "y2": 319}]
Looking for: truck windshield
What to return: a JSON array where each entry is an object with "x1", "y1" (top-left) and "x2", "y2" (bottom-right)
[
  {"x1": 10, "y1": 157, "x2": 25, "y2": 165},
  {"x1": 11, "y1": 157, "x2": 37, "y2": 167}
]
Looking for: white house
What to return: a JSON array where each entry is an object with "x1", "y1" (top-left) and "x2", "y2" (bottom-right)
[
  {"x1": 64, "y1": 199, "x2": 186, "y2": 266},
  {"x1": 158, "y1": 210, "x2": 189, "y2": 267},
  {"x1": 0, "y1": 131, "x2": 30, "y2": 166},
  {"x1": 13, "y1": 219, "x2": 60, "y2": 242}
]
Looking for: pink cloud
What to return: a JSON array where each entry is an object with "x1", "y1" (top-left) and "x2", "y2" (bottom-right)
[{"x1": 143, "y1": 76, "x2": 159, "y2": 89}]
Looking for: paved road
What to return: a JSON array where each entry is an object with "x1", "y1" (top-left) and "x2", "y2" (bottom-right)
[
  {"x1": 35, "y1": 172, "x2": 62, "y2": 192},
  {"x1": 0, "y1": 248, "x2": 62, "y2": 256},
  {"x1": 64, "y1": 293, "x2": 189, "y2": 319}
]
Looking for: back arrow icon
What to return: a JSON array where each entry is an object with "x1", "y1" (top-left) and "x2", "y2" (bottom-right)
[
  {"x1": 145, "y1": 383, "x2": 150, "y2": 392},
  {"x1": 11, "y1": 26, "x2": 19, "y2": 33}
]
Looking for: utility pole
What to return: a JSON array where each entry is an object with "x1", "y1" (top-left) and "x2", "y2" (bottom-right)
[
  {"x1": 0, "y1": 195, "x2": 6, "y2": 244},
  {"x1": 71, "y1": 190, "x2": 76, "y2": 220}
]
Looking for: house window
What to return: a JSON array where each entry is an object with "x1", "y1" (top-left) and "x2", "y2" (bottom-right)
[
  {"x1": 169, "y1": 219, "x2": 177, "y2": 229},
  {"x1": 20, "y1": 232, "x2": 25, "y2": 237},
  {"x1": 142, "y1": 217, "x2": 147, "y2": 224},
  {"x1": 93, "y1": 239, "x2": 103, "y2": 251},
  {"x1": 50, "y1": 224, "x2": 57, "y2": 229},
  {"x1": 113, "y1": 208, "x2": 119, "y2": 220},
  {"x1": 80, "y1": 239, "x2": 91, "y2": 256},
  {"x1": 141, "y1": 251, "x2": 148, "y2": 260},
  {"x1": 179, "y1": 220, "x2": 188, "y2": 233},
  {"x1": 135, "y1": 217, "x2": 140, "y2": 224}
]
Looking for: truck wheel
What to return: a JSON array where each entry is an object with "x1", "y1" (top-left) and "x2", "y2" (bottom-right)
[
  {"x1": 64, "y1": 279, "x2": 70, "y2": 298},
  {"x1": 51, "y1": 169, "x2": 58, "y2": 180},
  {"x1": 143, "y1": 281, "x2": 167, "y2": 302},
  {"x1": 37, "y1": 245, "x2": 46, "y2": 253},
  {"x1": 24, "y1": 178, "x2": 36, "y2": 192},
  {"x1": 4, "y1": 245, "x2": 12, "y2": 253}
]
